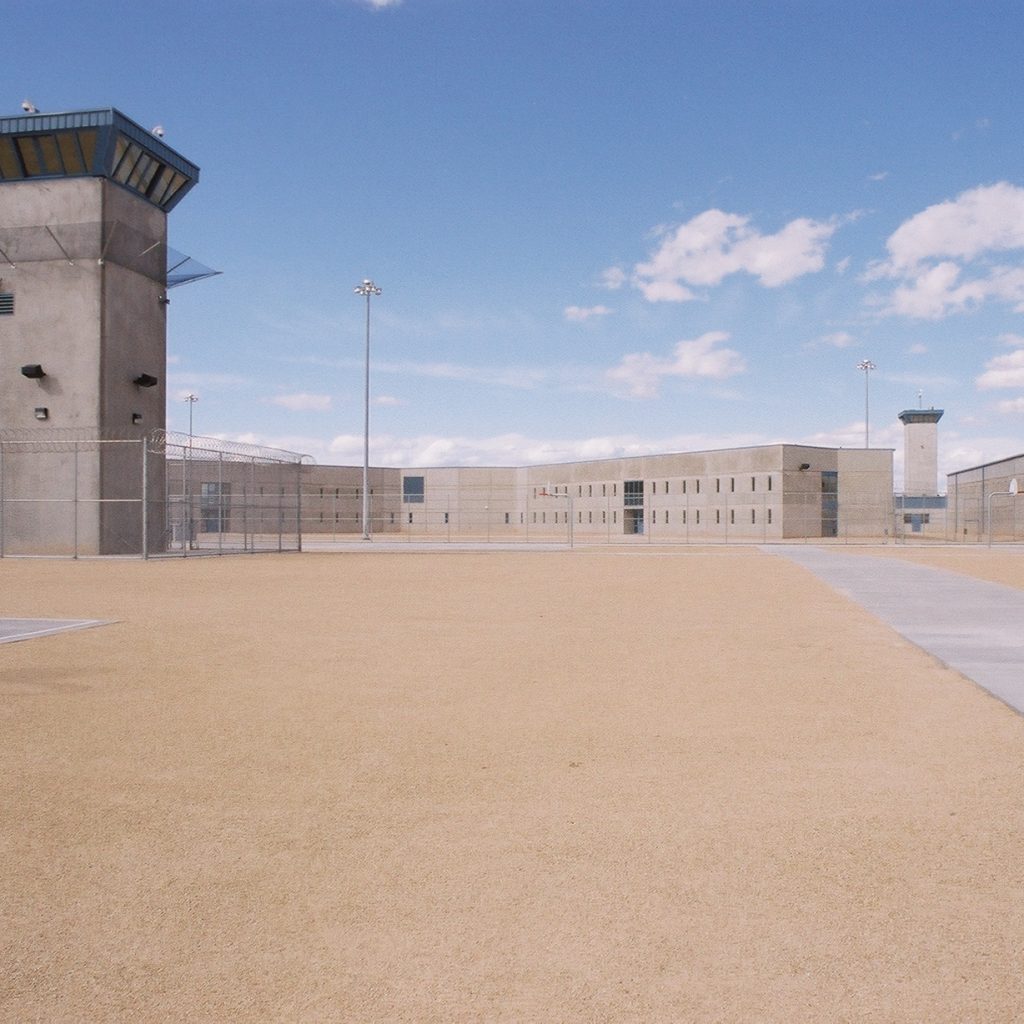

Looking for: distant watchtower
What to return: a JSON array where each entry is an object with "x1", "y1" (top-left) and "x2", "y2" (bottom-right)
[
  {"x1": 898, "y1": 408, "x2": 943, "y2": 496},
  {"x1": 0, "y1": 108, "x2": 201, "y2": 553}
]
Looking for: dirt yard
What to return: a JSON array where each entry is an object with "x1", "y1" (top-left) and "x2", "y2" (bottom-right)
[{"x1": 2, "y1": 548, "x2": 1023, "y2": 1023}]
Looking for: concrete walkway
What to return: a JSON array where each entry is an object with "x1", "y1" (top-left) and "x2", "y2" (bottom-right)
[
  {"x1": 768, "y1": 546, "x2": 1024, "y2": 714},
  {"x1": 0, "y1": 618, "x2": 110, "y2": 644}
]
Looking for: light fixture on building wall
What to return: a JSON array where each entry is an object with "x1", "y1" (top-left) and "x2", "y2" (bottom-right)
[
  {"x1": 133, "y1": 373, "x2": 159, "y2": 388},
  {"x1": 132, "y1": 412, "x2": 143, "y2": 424},
  {"x1": 798, "y1": 463, "x2": 810, "y2": 471},
  {"x1": 21, "y1": 364, "x2": 46, "y2": 379},
  {"x1": 34, "y1": 407, "x2": 48, "y2": 420}
]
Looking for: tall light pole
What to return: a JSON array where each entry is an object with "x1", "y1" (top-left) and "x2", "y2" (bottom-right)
[
  {"x1": 183, "y1": 393, "x2": 198, "y2": 549},
  {"x1": 857, "y1": 360, "x2": 876, "y2": 448},
  {"x1": 354, "y1": 279, "x2": 381, "y2": 540},
  {"x1": 184, "y1": 392, "x2": 198, "y2": 443}
]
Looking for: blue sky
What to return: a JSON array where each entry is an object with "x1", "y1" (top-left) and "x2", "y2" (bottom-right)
[{"x1": 8, "y1": 0, "x2": 1024, "y2": 485}]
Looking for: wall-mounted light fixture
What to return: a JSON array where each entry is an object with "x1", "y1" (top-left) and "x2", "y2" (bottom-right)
[
  {"x1": 21, "y1": 364, "x2": 46, "y2": 379},
  {"x1": 132, "y1": 413, "x2": 143, "y2": 424},
  {"x1": 34, "y1": 407, "x2": 48, "y2": 420},
  {"x1": 798, "y1": 463, "x2": 811, "y2": 471},
  {"x1": 133, "y1": 373, "x2": 159, "y2": 388}
]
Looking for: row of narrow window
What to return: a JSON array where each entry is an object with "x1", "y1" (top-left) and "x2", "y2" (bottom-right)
[{"x1": 550, "y1": 476, "x2": 775, "y2": 498}]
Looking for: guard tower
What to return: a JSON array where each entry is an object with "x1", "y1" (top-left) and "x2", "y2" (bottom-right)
[
  {"x1": 0, "y1": 107, "x2": 206, "y2": 554},
  {"x1": 898, "y1": 407, "x2": 943, "y2": 496}
]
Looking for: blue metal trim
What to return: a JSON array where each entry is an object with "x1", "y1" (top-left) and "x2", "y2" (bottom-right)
[{"x1": 0, "y1": 107, "x2": 199, "y2": 210}]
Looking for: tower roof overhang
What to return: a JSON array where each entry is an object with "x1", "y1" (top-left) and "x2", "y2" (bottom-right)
[
  {"x1": 0, "y1": 108, "x2": 198, "y2": 212},
  {"x1": 898, "y1": 408, "x2": 944, "y2": 425}
]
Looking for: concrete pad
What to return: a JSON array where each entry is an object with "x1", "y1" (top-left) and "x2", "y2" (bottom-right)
[
  {"x1": 768, "y1": 545, "x2": 1024, "y2": 714},
  {"x1": 0, "y1": 618, "x2": 111, "y2": 644}
]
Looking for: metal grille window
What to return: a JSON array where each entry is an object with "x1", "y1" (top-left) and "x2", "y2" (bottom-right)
[{"x1": 0, "y1": 293, "x2": 13, "y2": 315}]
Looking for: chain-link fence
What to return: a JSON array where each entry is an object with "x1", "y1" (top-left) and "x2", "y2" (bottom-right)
[{"x1": 0, "y1": 429, "x2": 307, "y2": 558}]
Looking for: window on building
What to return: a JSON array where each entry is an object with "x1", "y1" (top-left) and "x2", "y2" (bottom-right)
[
  {"x1": 730, "y1": 509, "x2": 735, "y2": 524},
  {"x1": 445, "y1": 512, "x2": 450, "y2": 524},
  {"x1": 408, "y1": 512, "x2": 413, "y2": 524},
  {"x1": 402, "y1": 476, "x2": 424, "y2": 503},
  {"x1": 696, "y1": 510, "x2": 700, "y2": 524},
  {"x1": 682, "y1": 479, "x2": 687, "y2": 494},
  {"x1": 624, "y1": 480, "x2": 643, "y2": 507},
  {"x1": 751, "y1": 509, "x2": 756, "y2": 524},
  {"x1": 696, "y1": 479, "x2": 701, "y2": 494},
  {"x1": 716, "y1": 509, "x2": 721, "y2": 524},
  {"x1": 588, "y1": 511, "x2": 593, "y2": 524},
  {"x1": 651, "y1": 481, "x2": 656, "y2": 494},
  {"x1": 504, "y1": 512, "x2": 510, "y2": 524},
  {"x1": 716, "y1": 478, "x2": 721, "y2": 493},
  {"x1": 588, "y1": 484, "x2": 593, "y2": 497},
  {"x1": 768, "y1": 508, "x2": 773, "y2": 525},
  {"x1": 730, "y1": 477, "x2": 735, "y2": 492},
  {"x1": 751, "y1": 477, "x2": 756, "y2": 492},
  {"x1": 602, "y1": 484, "x2": 607, "y2": 497},
  {"x1": 602, "y1": 510, "x2": 606, "y2": 524},
  {"x1": 767, "y1": 476, "x2": 773, "y2": 492},
  {"x1": 682, "y1": 509, "x2": 687, "y2": 525},
  {"x1": 0, "y1": 293, "x2": 15, "y2": 316}
]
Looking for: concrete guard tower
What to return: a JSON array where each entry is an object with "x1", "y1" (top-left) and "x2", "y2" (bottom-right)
[
  {"x1": 899, "y1": 407, "x2": 943, "y2": 496},
  {"x1": 0, "y1": 108, "x2": 205, "y2": 554}
]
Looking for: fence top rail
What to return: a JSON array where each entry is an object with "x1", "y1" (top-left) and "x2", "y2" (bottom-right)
[{"x1": 154, "y1": 430, "x2": 310, "y2": 465}]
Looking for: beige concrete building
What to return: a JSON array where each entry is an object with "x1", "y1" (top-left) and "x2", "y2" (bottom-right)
[
  {"x1": 202, "y1": 442, "x2": 892, "y2": 545},
  {"x1": 947, "y1": 452, "x2": 1024, "y2": 543}
]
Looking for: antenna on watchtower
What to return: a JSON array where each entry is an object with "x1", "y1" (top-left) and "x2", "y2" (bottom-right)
[{"x1": 918, "y1": 389, "x2": 923, "y2": 409}]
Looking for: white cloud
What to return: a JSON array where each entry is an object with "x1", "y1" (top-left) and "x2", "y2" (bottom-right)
[
  {"x1": 868, "y1": 183, "x2": 1024, "y2": 318},
  {"x1": 995, "y1": 397, "x2": 1024, "y2": 414},
  {"x1": 868, "y1": 171, "x2": 890, "y2": 182},
  {"x1": 630, "y1": 208, "x2": 837, "y2": 302},
  {"x1": 374, "y1": 394, "x2": 402, "y2": 406},
  {"x1": 377, "y1": 359, "x2": 548, "y2": 390},
  {"x1": 999, "y1": 333, "x2": 1024, "y2": 347},
  {"x1": 907, "y1": 343, "x2": 928, "y2": 355},
  {"x1": 564, "y1": 304, "x2": 613, "y2": 322},
  {"x1": 606, "y1": 331, "x2": 746, "y2": 398},
  {"x1": 822, "y1": 331, "x2": 856, "y2": 349},
  {"x1": 271, "y1": 392, "x2": 332, "y2": 412},
  {"x1": 976, "y1": 349, "x2": 1024, "y2": 390},
  {"x1": 600, "y1": 266, "x2": 627, "y2": 290},
  {"x1": 835, "y1": 256, "x2": 851, "y2": 275}
]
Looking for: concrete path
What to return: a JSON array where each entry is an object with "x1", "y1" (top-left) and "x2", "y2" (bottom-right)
[
  {"x1": 0, "y1": 618, "x2": 111, "y2": 644},
  {"x1": 768, "y1": 546, "x2": 1024, "y2": 714}
]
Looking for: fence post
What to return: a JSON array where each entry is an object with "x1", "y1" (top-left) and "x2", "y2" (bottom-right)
[{"x1": 142, "y1": 438, "x2": 149, "y2": 560}]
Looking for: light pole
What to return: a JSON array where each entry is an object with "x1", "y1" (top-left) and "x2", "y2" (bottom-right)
[
  {"x1": 183, "y1": 393, "x2": 198, "y2": 549},
  {"x1": 857, "y1": 360, "x2": 876, "y2": 448},
  {"x1": 354, "y1": 279, "x2": 381, "y2": 540}
]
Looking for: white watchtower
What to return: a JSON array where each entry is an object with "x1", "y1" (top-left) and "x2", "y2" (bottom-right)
[{"x1": 898, "y1": 407, "x2": 943, "y2": 496}]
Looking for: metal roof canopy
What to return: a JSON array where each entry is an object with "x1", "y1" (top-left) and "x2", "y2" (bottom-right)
[{"x1": 0, "y1": 108, "x2": 199, "y2": 212}]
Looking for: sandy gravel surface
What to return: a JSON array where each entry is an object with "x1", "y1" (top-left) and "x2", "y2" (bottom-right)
[{"x1": 2, "y1": 549, "x2": 1023, "y2": 1023}]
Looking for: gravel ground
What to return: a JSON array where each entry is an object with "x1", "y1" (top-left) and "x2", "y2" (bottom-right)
[{"x1": 2, "y1": 548, "x2": 1023, "y2": 1023}]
